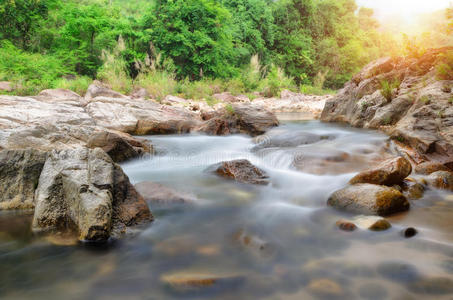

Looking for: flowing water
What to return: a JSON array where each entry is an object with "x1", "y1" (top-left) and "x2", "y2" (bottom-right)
[{"x1": 1, "y1": 118, "x2": 453, "y2": 299}]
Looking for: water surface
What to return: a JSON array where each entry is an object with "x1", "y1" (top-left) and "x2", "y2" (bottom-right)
[{"x1": 1, "y1": 119, "x2": 453, "y2": 299}]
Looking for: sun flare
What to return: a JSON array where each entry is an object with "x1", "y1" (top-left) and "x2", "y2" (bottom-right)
[{"x1": 358, "y1": 0, "x2": 452, "y2": 24}]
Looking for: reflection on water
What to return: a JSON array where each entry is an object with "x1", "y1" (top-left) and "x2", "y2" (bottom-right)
[{"x1": 1, "y1": 120, "x2": 453, "y2": 299}]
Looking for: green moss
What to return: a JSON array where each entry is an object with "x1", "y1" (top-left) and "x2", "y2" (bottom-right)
[{"x1": 380, "y1": 79, "x2": 401, "y2": 102}]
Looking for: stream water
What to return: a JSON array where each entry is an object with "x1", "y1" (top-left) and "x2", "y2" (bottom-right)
[{"x1": 1, "y1": 117, "x2": 453, "y2": 299}]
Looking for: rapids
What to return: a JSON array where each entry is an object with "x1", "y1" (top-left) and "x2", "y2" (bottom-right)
[{"x1": 1, "y1": 117, "x2": 453, "y2": 299}]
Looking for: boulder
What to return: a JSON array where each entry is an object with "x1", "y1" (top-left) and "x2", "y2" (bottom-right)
[
  {"x1": 32, "y1": 148, "x2": 152, "y2": 242},
  {"x1": 87, "y1": 131, "x2": 152, "y2": 162},
  {"x1": 38, "y1": 89, "x2": 81, "y2": 100},
  {"x1": 414, "y1": 161, "x2": 451, "y2": 175},
  {"x1": 130, "y1": 88, "x2": 149, "y2": 100},
  {"x1": 327, "y1": 184, "x2": 410, "y2": 216},
  {"x1": 0, "y1": 149, "x2": 47, "y2": 210},
  {"x1": 425, "y1": 171, "x2": 453, "y2": 191},
  {"x1": 195, "y1": 104, "x2": 278, "y2": 136},
  {"x1": 212, "y1": 92, "x2": 249, "y2": 103},
  {"x1": 84, "y1": 81, "x2": 128, "y2": 100},
  {"x1": 335, "y1": 219, "x2": 357, "y2": 231},
  {"x1": 134, "y1": 181, "x2": 196, "y2": 205},
  {"x1": 207, "y1": 159, "x2": 269, "y2": 185},
  {"x1": 321, "y1": 47, "x2": 453, "y2": 165},
  {"x1": 349, "y1": 156, "x2": 412, "y2": 186}
]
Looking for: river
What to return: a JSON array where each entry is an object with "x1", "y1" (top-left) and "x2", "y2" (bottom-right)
[{"x1": 1, "y1": 117, "x2": 453, "y2": 299}]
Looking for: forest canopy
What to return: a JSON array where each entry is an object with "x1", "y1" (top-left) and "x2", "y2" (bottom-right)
[{"x1": 0, "y1": 0, "x2": 451, "y2": 96}]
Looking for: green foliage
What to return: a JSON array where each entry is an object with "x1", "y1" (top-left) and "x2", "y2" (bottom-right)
[
  {"x1": 143, "y1": 0, "x2": 237, "y2": 79},
  {"x1": 225, "y1": 103, "x2": 235, "y2": 115},
  {"x1": 53, "y1": 76, "x2": 92, "y2": 96},
  {"x1": 436, "y1": 50, "x2": 453, "y2": 80},
  {"x1": 300, "y1": 85, "x2": 335, "y2": 96},
  {"x1": 0, "y1": 40, "x2": 71, "y2": 95},
  {"x1": 420, "y1": 95, "x2": 430, "y2": 105},
  {"x1": 380, "y1": 79, "x2": 400, "y2": 102},
  {"x1": 260, "y1": 64, "x2": 294, "y2": 97}
]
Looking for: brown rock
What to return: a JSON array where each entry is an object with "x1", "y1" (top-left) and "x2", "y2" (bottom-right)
[
  {"x1": 327, "y1": 184, "x2": 410, "y2": 216},
  {"x1": 415, "y1": 162, "x2": 451, "y2": 175},
  {"x1": 161, "y1": 271, "x2": 244, "y2": 293},
  {"x1": 425, "y1": 171, "x2": 453, "y2": 191},
  {"x1": 208, "y1": 159, "x2": 269, "y2": 185},
  {"x1": 349, "y1": 157, "x2": 412, "y2": 186},
  {"x1": 308, "y1": 278, "x2": 344, "y2": 297},
  {"x1": 84, "y1": 81, "x2": 128, "y2": 100},
  {"x1": 336, "y1": 219, "x2": 357, "y2": 231},
  {"x1": 353, "y1": 216, "x2": 392, "y2": 231}
]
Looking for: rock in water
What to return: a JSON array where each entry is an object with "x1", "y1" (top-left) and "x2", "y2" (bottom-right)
[
  {"x1": 327, "y1": 184, "x2": 410, "y2": 216},
  {"x1": 0, "y1": 149, "x2": 47, "y2": 210},
  {"x1": 207, "y1": 159, "x2": 269, "y2": 185},
  {"x1": 414, "y1": 162, "x2": 451, "y2": 175},
  {"x1": 425, "y1": 171, "x2": 453, "y2": 191},
  {"x1": 353, "y1": 215, "x2": 391, "y2": 231},
  {"x1": 33, "y1": 148, "x2": 152, "y2": 242},
  {"x1": 349, "y1": 156, "x2": 412, "y2": 186},
  {"x1": 195, "y1": 104, "x2": 278, "y2": 137},
  {"x1": 134, "y1": 181, "x2": 196, "y2": 205}
]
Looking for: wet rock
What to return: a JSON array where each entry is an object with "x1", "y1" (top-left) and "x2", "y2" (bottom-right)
[
  {"x1": 84, "y1": 81, "x2": 128, "y2": 100},
  {"x1": 208, "y1": 159, "x2": 269, "y2": 185},
  {"x1": 32, "y1": 148, "x2": 152, "y2": 242},
  {"x1": 414, "y1": 161, "x2": 451, "y2": 175},
  {"x1": 402, "y1": 227, "x2": 418, "y2": 238},
  {"x1": 349, "y1": 156, "x2": 412, "y2": 186},
  {"x1": 377, "y1": 261, "x2": 420, "y2": 283},
  {"x1": 0, "y1": 149, "x2": 47, "y2": 210},
  {"x1": 409, "y1": 277, "x2": 453, "y2": 295},
  {"x1": 134, "y1": 181, "x2": 196, "y2": 205},
  {"x1": 160, "y1": 271, "x2": 244, "y2": 293},
  {"x1": 307, "y1": 278, "x2": 344, "y2": 298},
  {"x1": 404, "y1": 182, "x2": 425, "y2": 200},
  {"x1": 353, "y1": 215, "x2": 392, "y2": 231},
  {"x1": 327, "y1": 184, "x2": 410, "y2": 216},
  {"x1": 335, "y1": 219, "x2": 357, "y2": 232},
  {"x1": 425, "y1": 171, "x2": 453, "y2": 191}
]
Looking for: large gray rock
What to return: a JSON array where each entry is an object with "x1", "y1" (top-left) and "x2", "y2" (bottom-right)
[
  {"x1": 327, "y1": 184, "x2": 410, "y2": 216},
  {"x1": 32, "y1": 148, "x2": 152, "y2": 242},
  {"x1": 0, "y1": 149, "x2": 47, "y2": 209},
  {"x1": 321, "y1": 47, "x2": 453, "y2": 166}
]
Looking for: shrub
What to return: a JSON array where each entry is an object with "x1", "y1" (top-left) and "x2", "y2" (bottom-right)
[
  {"x1": 436, "y1": 50, "x2": 453, "y2": 80},
  {"x1": 135, "y1": 71, "x2": 178, "y2": 101},
  {"x1": 53, "y1": 76, "x2": 92, "y2": 96},
  {"x1": 380, "y1": 79, "x2": 400, "y2": 101},
  {"x1": 300, "y1": 84, "x2": 336, "y2": 95},
  {"x1": 260, "y1": 65, "x2": 294, "y2": 97},
  {"x1": 0, "y1": 40, "x2": 72, "y2": 95},
  {"x1": 96, "y1": 37, "x2": 132, "y2": 95}
]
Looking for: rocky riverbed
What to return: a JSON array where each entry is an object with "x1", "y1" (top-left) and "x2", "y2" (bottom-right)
[{"x1": 2, "y1": 50, "x2": 453, "y2": 298}]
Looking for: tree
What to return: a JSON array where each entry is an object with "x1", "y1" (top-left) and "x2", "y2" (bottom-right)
[
  {"x1": 0, "y1": 0, "x2": 49, "y2": 49},
  {"x1": 220, "y1": 0, "x2": 274, "y2": 66},
  {"x1": 142, "y1": 0, "x2": 236, "y2": 79}
]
